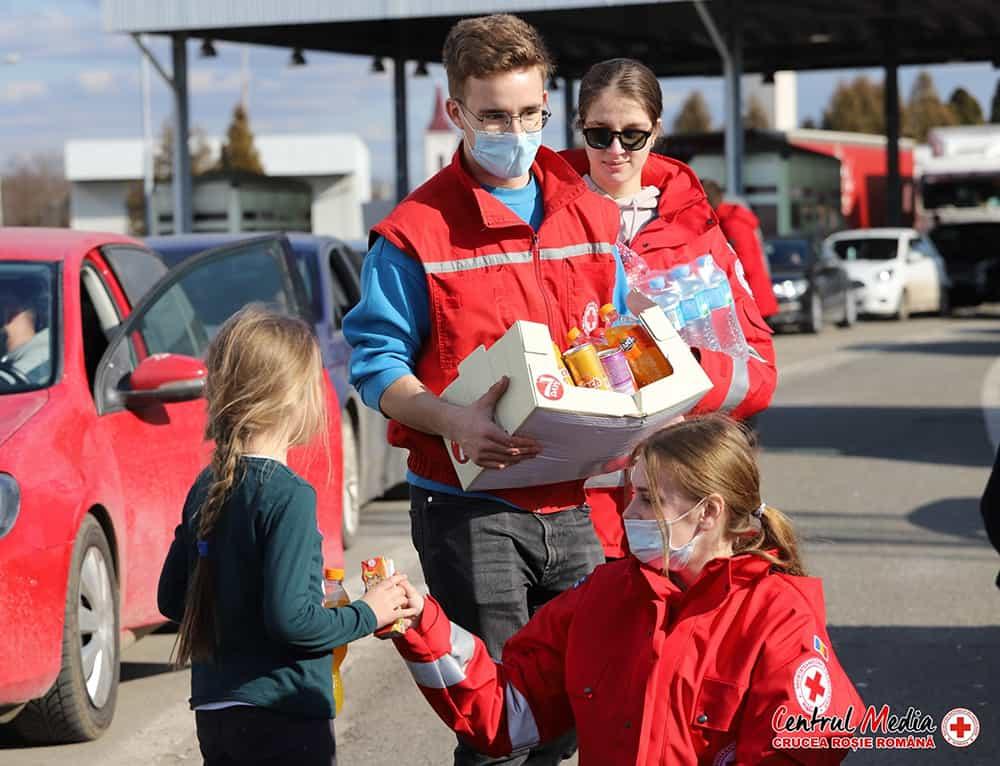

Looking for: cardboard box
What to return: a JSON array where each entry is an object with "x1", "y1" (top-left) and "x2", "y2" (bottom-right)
[{"x1": 440, "y1": 293, "x2": 713, "y2": 491}]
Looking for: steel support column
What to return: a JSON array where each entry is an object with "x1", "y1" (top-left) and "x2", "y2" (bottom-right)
[
  {"x1": 695, "y1": 1, "x2": 744, "y2": 195},
  {"x1": 170, "y1": 34, "x2": 192, "y2": 233},
  {"x1": 393, "y1": 56, "x2": 409, "y2": 202},
  {"x1": 883, "y1": 3, "x2": 902, "y2": 226}
]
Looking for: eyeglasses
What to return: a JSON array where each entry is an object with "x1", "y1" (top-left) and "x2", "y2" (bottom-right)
[
  {"x1": 582, "y1": 127, "x2": 654, "y2": 151},
  {"x1": 455, "y1": 100, "x2": 550, "y2": 134}
]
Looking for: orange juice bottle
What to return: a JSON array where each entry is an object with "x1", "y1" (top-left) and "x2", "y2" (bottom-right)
[
  {"x1": 323, "y1": 567, "x2": 350, "y2": 715},
  {"x1": 598, "y1": 304, "x2": 673, "y2": 387}
]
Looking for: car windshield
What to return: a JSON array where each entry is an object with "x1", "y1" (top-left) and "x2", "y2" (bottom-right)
[
  {"x1": 922, "y1": 175, "x2": 1000, "y2": 210},
  {"x1": 0, "y1": 262, "x2": 57, "y2": 394},
  {"x1": 929, "y1": 224, "x2": 1000, "y2": 265},
  {"x1": 831, "y1": 238, "x2": 898, "y2": 261},
  {"x1": 765, "y1": 240, "x2": 813, "y2": 271}
]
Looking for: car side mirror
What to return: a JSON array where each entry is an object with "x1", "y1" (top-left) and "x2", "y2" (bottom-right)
[{"x1": 119, "y1": 353, "x2": 206, "y2": 405}]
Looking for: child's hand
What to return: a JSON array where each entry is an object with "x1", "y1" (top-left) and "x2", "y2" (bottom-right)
[
  {"x1": 398, "y1": 577, "x2": 426, "y2": 628},
  {"x1": 362, "y1": 573, "x2": 418, "y2": 630}
]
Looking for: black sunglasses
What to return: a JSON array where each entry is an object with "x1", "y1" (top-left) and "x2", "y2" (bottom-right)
[{"x1": 582, "y1": 127, "x2": 653, "y2": 151}]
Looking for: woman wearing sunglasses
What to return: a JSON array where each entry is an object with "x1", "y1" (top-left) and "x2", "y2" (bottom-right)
[{"x1": 560, "y1": 59, "x2": 778, "y2": 561}]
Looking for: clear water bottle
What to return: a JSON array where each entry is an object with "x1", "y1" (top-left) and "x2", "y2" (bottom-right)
[
  {"x1": 694, "y1": 255, "x2": 749, "y2": 360},
  {"x1": 667, "y1": 264, "x2": 720, "y2": 351},
  {"x1": 644, "y1": 275, "x2": 685, "y2": 334},
  {"x1": 619, "y1": 241, "x2": 650, "y2": 289}
]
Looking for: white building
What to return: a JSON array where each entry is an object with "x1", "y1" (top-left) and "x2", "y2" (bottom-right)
[{"x1": 64, "y1": 133, "x2": 371, "y2": 238}]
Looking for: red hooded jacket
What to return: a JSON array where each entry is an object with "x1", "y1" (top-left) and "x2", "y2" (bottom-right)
[
  {"x1": 561, "y1": 151, "x2": 778, "y2": 556},
  {"x1": 397, "y1": 553, "x2": 863, "y2": 765},
  {"x1": 715, "y1": 202, "x2": 779, "y2": 318}
]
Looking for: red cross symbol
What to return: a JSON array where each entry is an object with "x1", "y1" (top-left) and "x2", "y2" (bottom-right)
[
  {"x1": 805, "y1": 671, "x2": 826, "y2": 702},
  {"x1": 950, "y1": 716, "x2": 972, "y2": 739}
]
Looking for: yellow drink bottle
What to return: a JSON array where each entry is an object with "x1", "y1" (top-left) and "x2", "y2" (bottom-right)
[{"x1": 323, "y1": 567, "x2": 350, "y2": 715}]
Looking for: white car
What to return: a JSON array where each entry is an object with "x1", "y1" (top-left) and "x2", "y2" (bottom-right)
[{"x1": 823, "y1": 228, "x2": 950, "y2": 319}]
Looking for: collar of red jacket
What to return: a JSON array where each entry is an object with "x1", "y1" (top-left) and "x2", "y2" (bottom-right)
[
  {"x1": 560, "y1": 148, "x2": 708, "y2": 221},
  {"x1": 447, "y1": 142, "x2": 591, "y2": 230},
  {"x1": 634, "y1": 549, "x2": 779, "y2": 604}
]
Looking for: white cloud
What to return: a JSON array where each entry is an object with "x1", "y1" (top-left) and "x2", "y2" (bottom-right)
[
  {"x1": 1, "y1": 80, "x2": 48, "y2": 103},
  {"x1": 78, "y1": 69, "x2": 115, "y2": 94}
]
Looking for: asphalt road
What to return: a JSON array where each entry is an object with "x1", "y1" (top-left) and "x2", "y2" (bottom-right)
[{"x1": 2, "y1": 309, "x2": 998, "y2": 765}]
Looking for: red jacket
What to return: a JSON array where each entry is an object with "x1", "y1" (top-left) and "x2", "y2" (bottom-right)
[
  {"x1": 373, "y1": 146, "x2": 621, "y2": 513},
  {"x1": 397, "y1": 554, "x2": 863, "y2": 765},
  {"x1": 561, "y1": 151, "x2": 778, "y2": 555},
  {"x1": 716, "y1": 202, "x2": 779, "y2": 318}
]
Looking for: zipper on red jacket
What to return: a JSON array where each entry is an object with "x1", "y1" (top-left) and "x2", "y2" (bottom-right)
[{"x1": 531, "y1": 232, "x2": 556, "y2": 332}]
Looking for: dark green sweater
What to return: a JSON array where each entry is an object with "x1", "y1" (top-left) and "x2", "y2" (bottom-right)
[{"x1": 157, "y1": 457, "x2": 375, "y2": 719}]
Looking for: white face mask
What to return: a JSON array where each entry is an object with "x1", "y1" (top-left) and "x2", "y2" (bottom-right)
[{"x1": 624, "y1": 498, "x2": 705, "y2": 571}]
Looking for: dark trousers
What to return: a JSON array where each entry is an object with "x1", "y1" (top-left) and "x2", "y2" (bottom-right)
[
  {"x1": 195, "y1": 707, "x2": 336, "y2": 766},
  {"x1": 409, "y1": 486, "x2": 604, "y2": 766}
]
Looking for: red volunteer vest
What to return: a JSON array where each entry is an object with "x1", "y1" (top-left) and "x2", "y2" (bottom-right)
[{"x1": 373, "y1": 146, "x2": 621, "y2": 513}]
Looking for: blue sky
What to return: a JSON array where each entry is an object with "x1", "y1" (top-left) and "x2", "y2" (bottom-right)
[{"x1": 2, "y1": 0, "x2": 998, "y2": 188}]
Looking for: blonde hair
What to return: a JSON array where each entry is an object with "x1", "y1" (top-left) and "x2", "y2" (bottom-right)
[
  {"x1": 174, "y1": 306, "x2": 328, "y2": 665},
  {"x1": 635, "y1": 414, "x2": 806, "y2": 576},
  {"x1": 443, "y1": 14, "x2": 553, "y2": 99}
]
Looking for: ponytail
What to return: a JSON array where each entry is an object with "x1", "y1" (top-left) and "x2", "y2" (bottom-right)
[{"x1": 735, "y1": 504, "x2": 807, "y2": 576}]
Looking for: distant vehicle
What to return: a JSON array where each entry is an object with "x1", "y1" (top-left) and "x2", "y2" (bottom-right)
[
  {"x1": 146, "y1": 233, "x2": 406, "y2": 547},
  {"x1": 765, "y1": 236, "x2": 854, "y2": 333},
  {"x1": 927, "y1": 221, "x2": 1000, "y2": 308},
  {"x1": 917, "y1": 125, "x2": 1000, "y2": 228},
  {"x1": 824, "y1": 228, "x2": 949, "y2": 319},
  {"x1": 0, "y1": 229, "x2": 343, "y2": 743}
]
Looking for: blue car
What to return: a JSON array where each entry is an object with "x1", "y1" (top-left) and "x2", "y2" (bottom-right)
[{"x1": 146, "y1": 233, "x2": 406, "y2": 546}]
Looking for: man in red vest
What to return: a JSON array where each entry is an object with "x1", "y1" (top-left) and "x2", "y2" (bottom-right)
[
  {"x1": 702, "y1": 178, "x2": 779, "y2": 318},
  {"x1": 344, "y1": 14, "x2": 626, "y2": 766}
]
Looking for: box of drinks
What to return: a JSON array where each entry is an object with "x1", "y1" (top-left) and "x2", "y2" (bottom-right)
[{"x1": 439, "y1": 291, "x2": 713, "y2": 491}]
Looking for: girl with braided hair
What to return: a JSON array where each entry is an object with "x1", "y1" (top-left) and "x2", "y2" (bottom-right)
[{"x1": 158, "y1": 306, "x2": 416, "y2": 766}]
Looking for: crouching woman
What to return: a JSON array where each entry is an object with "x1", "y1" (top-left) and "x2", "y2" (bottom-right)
[{"x1": 393, "y1": 415, "x2": 863, "y2": 764}]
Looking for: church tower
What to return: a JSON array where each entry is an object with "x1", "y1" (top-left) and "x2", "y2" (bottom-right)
[{"x1": 424, "y1": 86, "x2": 459, "y2": 183}]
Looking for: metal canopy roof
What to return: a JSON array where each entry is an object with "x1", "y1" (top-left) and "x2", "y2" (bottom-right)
[{"x1": 104, "y1": 0, "x2": 1000, "y2": 78}]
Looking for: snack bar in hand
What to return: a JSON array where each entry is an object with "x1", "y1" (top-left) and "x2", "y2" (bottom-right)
[{"x1": 361, "y1": 557, "x2": 408, "y2": 638}]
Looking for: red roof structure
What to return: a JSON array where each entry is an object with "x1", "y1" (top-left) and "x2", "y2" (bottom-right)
[{"x1": 427, "y1": 86, "x2": 451, "y2": 132}]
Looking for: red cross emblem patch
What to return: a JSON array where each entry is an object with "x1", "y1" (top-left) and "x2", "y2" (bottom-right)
[
  {"x1": 793, "y1": 657, "x2": 832, "y2": 715},
  {"x1": 941, "y1": 708, "x2": 980, "y2": 748}
]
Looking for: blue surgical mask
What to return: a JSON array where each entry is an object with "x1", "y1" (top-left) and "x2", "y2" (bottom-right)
[
  {"x1": 624, "y1": 498, "x2": 705, "y2": 571},
  {"x1": 468, "y1": 128, "x2": 542, "y2": 180}
]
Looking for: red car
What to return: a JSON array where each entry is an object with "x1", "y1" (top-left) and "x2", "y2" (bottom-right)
[{"x1": 0, "y1": 229, "x2": 343, "y2": 743}]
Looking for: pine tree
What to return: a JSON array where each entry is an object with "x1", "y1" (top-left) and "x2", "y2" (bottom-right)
[
  {"x1": 990, "y1": 79, "x2": 1000, "y2": 123},
  {"x1": 744, "y1": 93, "x2": 771, "y2": 130},
  {"x1": 821, "y1": 76, "x2": 885, "y2": 134},
  {"x1": 948, "y1": 88, "x2": 984, "y2": 125},
  {"x1": 154, "y1": 121, "x2": 215, "y2": 180},
  {"x1": 218, "y1": 104, "x2": 264, "y2": 174},
  {"x1": 903, "y1": 71, "x2": 957, "y2": 142},
  {"x1": 672, "y1": 91, "x2": 712, "y2": 134}
]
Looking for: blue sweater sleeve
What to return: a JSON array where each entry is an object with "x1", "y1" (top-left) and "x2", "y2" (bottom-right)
[{"x1": 343, "y1": 237, "x2": 430, "y2": 411}]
